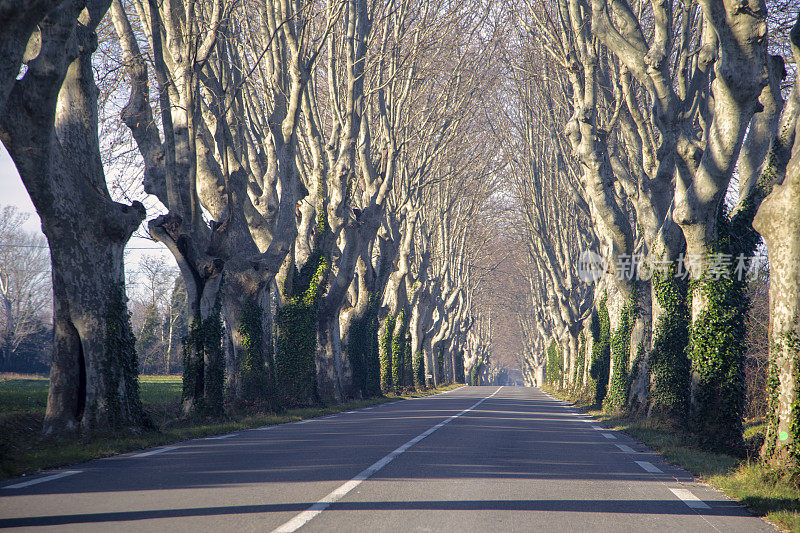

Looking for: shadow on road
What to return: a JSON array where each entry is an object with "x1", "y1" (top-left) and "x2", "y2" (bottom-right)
[{"x1": 0, "y1": 498, "x2": 749, "y2": 528}]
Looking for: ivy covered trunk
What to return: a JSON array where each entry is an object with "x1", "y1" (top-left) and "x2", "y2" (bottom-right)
[
  {"x1": 275, "y1": 248, "x2": 329, "y2": 406},
  {"x1": 341, "y1": 290, "x2": 381, "y2": 398},
  {"x1": 646, "y1": 269, "x2": 690, "y2": 419},
  {"x1": 45, "y1": 236, "x2": 150, "y2": 434},
  {"x1": 453, "y1": 346, "x2": 465, "y2": 384},
  {"x1": 391, "y1": 311, "x2": 409, "y2": 390},
  {"x1": 379, "y1": 313, "x2": 397, "y2": 392},
  {"x1": 564, "y1": 331, "x2": 578, "y2": 388},
  {"x1": 670, "y1": 0, "x2": 768, "y2": 450},
  {"x1": 685, "y1": 248, "x2": 749, "y2": 450},
  {"x1": 604, "y1": 296, "x2": 636, "y2": 412},
  {"x1": 588, "y1": 298, "x2": 611, "y2": 406},
  {"x1": 182, "y1": 279, "x2": 225, "y2": 418},
  {"x1": 754, "y1": 213, "x2": 800, "y2": 465},
  {"x1": 627, "y1": 280, "x2": 652, "y2": 412},
  {"x1": 223, "y1": 287, "x2": 277, "y2": 412},
  {"x1": 546, "y1": 341, "x2": 562, "y2": 387}
]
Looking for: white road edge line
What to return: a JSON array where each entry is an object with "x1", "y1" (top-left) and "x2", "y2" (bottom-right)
[
  {"x1": 3, "y1": 470, "x2": 82, "y2": 490},
  {"x1": 669, "y1": 488, "x2": 711, "y2": 509},
  {"x1": 635, "y1": 460, "x2": 663, "y2": 473},
  {"x1": 130, "y1": 446, "x2": 179, "y2": 458},
  {"x1": 205, "y1": 433, "x2": 236, "y2": 439},
  {"x1": 271, "y1": 386, "x2": 503, "y2": 533},
  {"x1": 615, "y1": 444, "x2": 636, "y2": 453}
]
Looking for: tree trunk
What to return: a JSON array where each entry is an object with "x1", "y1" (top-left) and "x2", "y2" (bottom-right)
[
  {"x1": 1, "y1": 3, "x2": 151, "y2": 435},
  {"x1": 316, "y1": 310, "x2": 344, "y2": 401},
  {"x1": 753, "y1": 20, "x2": 800, "y2": 463},
  {"x1": 223, "y1": 282, "x2": 277, "y2": 411},
  {"x1": 627, "y1": 279, "x2": 652, "y2": 413},
  {"x1": 754, "y1": 181, "x2": 800, "y2": 465}
]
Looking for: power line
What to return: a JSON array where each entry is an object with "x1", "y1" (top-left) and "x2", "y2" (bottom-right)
[{"x1": 2, "y1": 245, "x2": 167, "y2": 251}]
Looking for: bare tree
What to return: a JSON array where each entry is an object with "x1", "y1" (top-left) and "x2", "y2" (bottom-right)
[{"x1": 0, "y1": 206, "x2": 51, "y2": 368}]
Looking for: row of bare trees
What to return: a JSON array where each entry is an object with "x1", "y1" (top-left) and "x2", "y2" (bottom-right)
[
  {"x1": 1, "y1": 0, "x2": 499, "y2": 435},
  {"x1": 506, "y1": 0, "x2": 800, "y2": 468}
]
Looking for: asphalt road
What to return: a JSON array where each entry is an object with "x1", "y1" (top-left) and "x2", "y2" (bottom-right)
[{"x1": 0, "y1": 386, "x2": 775, "y2": 532}]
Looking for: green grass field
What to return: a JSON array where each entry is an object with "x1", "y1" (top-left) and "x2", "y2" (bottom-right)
[
  {"x1": 0, "y1": 375, "x2": 183, "y2": 415},
  {"x1": 0, "y1": 373, "x2": 461, "y2": 481}
]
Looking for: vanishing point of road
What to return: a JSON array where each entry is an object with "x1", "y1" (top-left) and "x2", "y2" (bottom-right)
[{"x1": 0, "y1": 386, "x2": 775, "y2": 532}]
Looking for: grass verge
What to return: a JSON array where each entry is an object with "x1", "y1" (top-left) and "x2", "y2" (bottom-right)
[
  {"x1": 543, "y1": 386, "x2": 800, "y2": 532},
  {"x1": 0, "y1": 374, "x2": 463, "y2": 480}
]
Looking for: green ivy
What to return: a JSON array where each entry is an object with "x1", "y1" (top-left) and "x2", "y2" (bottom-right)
[
  {"x1": 763, "y1": 358, "x2": 781, "y2": 459},
  {"x1": 647, "y1": 267, "x2": 690, "y2": 419},
  {"x1": 574, "y1": 332, "x2": 585, "y2": 390},
  {"x1": 470, "y1": 358, "x2": 483, "y2": 386},
  {"x1": 453, "y1": 349, "x2": 465, "y2": 384},
  {"x1": 235, "y1": 298, "x2": 277, "y2": 411},
  {"x1": 546, "y1": 341, "x2": 563, "y2": 387},
  {"x1": 604, "y1": 294, "x2": 636, "y2": 413},
  {"x1": 182, "y1": 292, "x2": 224, "y2": 417},
  {"x1": 686, "y1": 203, "x2": 761, "y2": 451},
  {"x1": 346, "y1": 292, "x2": 382, "y2": 398},
  {"x1": 589, "y1": 296, "x2": 611, "y2": 406},
  {"x1": 380, "y1": 314, "x2": 397, "y2": 392},
  {"x1": 104, "y1": 283, "x2": 152, "y2": 430},
  {"x1": 275, "y1": 211, "x2": 331, "y2": 406},
  {"x1": 404, "y1": 332, "x2": 413, "y2": 388},
  {"x1": 687, "y1": 268, "x2": 747, "y2": 451},
  {"x1": 391, "y1": 311, "x2": 409, "y2": 390},
  {"x1": 791, "y1": 333, "x2": 800, "y2": 467}
]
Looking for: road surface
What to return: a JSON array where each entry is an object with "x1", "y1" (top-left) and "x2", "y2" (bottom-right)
[{"x1": 0, "y1": 386, "x2": 774, "y2": 531}]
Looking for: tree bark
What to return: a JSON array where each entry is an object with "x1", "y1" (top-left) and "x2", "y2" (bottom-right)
[
  {"x1": 753, "y1": 13, "x2": 800, "y2": 467},
  {"x1": 1, "y1": 0, "x2": 150, "y2": 434}
]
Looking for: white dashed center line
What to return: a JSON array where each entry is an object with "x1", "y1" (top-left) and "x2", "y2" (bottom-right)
[
  {"x1": 130, "y1": 446, "x2": 179, "y2": 458},
  {"x1": 615, "y1": 444, "x2": 635, "y2": 453},
  {"x1": 635, "y1": 460, "x2": 663, "y2": 473},
  {"x1": 3, "y1": 471, "x2": 82, "y2": 490},
  {"x1": 670, "y1": 488, "x2": 711, "y2": 509},
  {"x1": 271, "y1": 387, "x2": 503, "y2": 532},
  {"x1": 601, "y1": 432, "x2": 617, "y2": 440}
]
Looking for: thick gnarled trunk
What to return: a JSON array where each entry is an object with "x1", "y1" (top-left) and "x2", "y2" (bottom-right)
[{"x1": 1, "y1": 1, "x2": 150, "y2": 434}]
